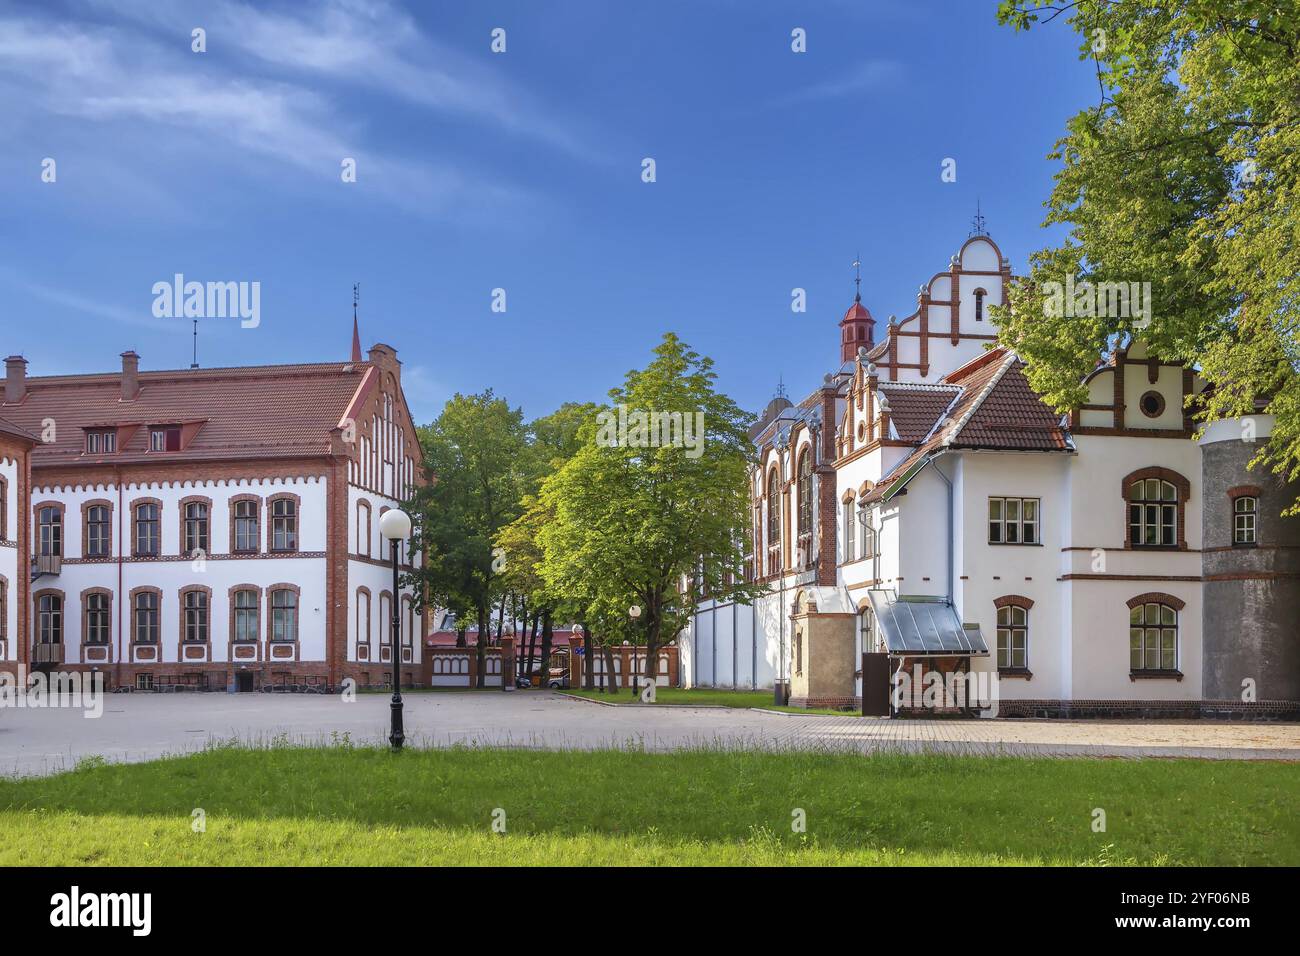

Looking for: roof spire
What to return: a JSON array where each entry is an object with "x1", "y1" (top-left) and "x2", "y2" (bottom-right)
[
  {"x1": 969, "y1": 199, "x2": 988, "y2": 238},
  {"x1": 350, "y1": 282, "x2": 362, "y2": 362},
  {"x1": 853, "y1": 253, "x2": 862, "y2": 303},
  {"x1": 775, "y1": 374, "x2": 787, "y2": 401}
]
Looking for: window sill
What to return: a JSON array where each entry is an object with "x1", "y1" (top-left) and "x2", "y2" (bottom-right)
[
  {"x1": 1232, "y1": 542, "x2": 1257, "y2": 549},
  {"x1": 987, "y1": 542, "x2": 1042, "y2": 547},
  {"x1": 997, "y1": 668, "x2": 1033, "y2": 680},
  {"x1": 1127, "y1": 545, "x2": 1184, "y2": 552},
  {"x1": 1130, "y1": 669, "x2": 1183, "y2": 681}
]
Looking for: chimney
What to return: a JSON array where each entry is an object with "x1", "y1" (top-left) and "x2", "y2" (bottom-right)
[
  {"x1": 121, "y1": 351, "x2": 140, "y2": 401},
  {"x1": 4, "y1": 355, "x2": 27, "y2": 404}
]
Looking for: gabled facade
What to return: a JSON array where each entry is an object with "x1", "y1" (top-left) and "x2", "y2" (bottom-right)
[
  {"x1": 683, "y1": 230, "x2": 1300, "y2": 718},
  {"x1": 0, "y1": 328, "x2": 427, "y2": 692}
]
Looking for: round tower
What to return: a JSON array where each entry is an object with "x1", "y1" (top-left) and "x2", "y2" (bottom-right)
[
  {"x1": 1199, "y1": 415, "x2": 1300, "y2": 707},
  {"x1": 839, "y1": 301, "x2": 875, "y2": 364}
]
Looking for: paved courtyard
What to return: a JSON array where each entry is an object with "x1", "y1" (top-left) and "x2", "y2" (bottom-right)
[{"x1": 2, "y1": 690, "x2": 1298, "y2": 776}]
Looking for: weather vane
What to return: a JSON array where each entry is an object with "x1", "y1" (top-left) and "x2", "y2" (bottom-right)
[
  {"x1": 353, "y1": 282, "x2": 360, "y2": 321},
  {"x1": 853, "y1": 254, "x2": 862, "y2": 303},
  {"x1": 969, "y1": 199, "x2": 988, "y2": 238}
]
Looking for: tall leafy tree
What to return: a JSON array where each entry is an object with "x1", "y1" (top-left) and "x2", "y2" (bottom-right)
[
  {"x1": 410, "y1": 391, "x2": 529, "y2": 686},
  {"x1": 537, "y1": 333, "x2": 764, "y2": 684},
  {"x1": 996, "y1": 0, "x2": 1300, "y2": 509}
]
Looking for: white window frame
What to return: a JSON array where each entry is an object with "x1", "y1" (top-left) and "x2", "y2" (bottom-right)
[{"x1": 988, "y1": 496, "x2": 1040, "y2": 545}]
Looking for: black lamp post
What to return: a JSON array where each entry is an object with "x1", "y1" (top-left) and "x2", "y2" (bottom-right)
[
  {"x1": 379, "y1": 508, "x2": 413, "y2": 751},
  {"x1": 628, "y1": 604, "x2": 641, "y2": 697}
]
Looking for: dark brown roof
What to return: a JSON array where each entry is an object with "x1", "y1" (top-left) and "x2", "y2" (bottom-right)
[
  {"x1": 2, "y1": 362, "x2": 370, "y2": 467},
  {"x1": 878, "y1": 383, "x2": 960, "y2": 442}
]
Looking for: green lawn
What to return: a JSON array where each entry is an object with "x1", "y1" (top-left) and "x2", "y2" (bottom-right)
[
  {"x1": 0, "y1": 746, "x2": 1295, "y2": 865},
  {"x1": 563, "y1": 687, "x2": 860, "y2": 715}
]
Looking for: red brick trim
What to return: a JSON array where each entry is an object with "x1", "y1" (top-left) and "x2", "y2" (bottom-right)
[
  {"x1": 266, "y1": 491, "x2": 301, "y2": 553},
  {"x1": 0, "y1": 473, "x2": 7, "y2": 540},
  {"x1": 1226, "y1": 484, "x2": 1262, "y2": 500},
  {"x1": 992, "y1": 594, "x2": 1034, "y2": 610},
  {"x1": 80, "y1": 586, "x2": 113, "y2": 645},
  {"x1": 266, "y1": 582, "x2": 302, "y2": 659},
  {"x1": 1125, "y1": 591, "x2": 1186, "y2": 612},
  {"x1": 129, "y1": 496, "x2": 164, "y2": 557},
  {"x1": 0, "y1": 574, "x2": 7, "y2": 644},
  {"x1": 840, "y1": 488, "x2": 856, "y2": 503},
  {"x1": 178, "y1": 494, "x2": 212, "y2": 558},
  {"x1": 80, "y1": 497, "x2": 114, "y2": 558},
  {"x1": 228, "y1": 493, "x2": 262, "y2": 554}
]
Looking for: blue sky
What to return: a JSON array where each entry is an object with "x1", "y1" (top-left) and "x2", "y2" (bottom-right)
[{"x1": 1, "y1": 0, "x2": 1094, "y2": 423}]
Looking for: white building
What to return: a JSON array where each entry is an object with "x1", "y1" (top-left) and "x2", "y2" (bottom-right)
[
  {"x1": 683, "y1": 228, "x2": 1300, "y2": 718},
  {"x1": 0, "y1": 323, "x2": 427, "y2": 691}
]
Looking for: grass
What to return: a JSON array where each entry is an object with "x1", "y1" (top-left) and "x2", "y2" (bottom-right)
[{"x1": 0, "y1": 745, "x2": 1295, "y2": 866}]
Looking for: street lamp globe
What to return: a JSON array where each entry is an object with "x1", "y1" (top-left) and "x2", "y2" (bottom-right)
[
  {"x1": 628, "y1": 605, "x2": 641, "y2": 620},
  {"x1": 379, "y1": 508, "x2": 412, "y2": 541}
]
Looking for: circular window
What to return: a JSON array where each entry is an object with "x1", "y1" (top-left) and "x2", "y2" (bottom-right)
[
  {"x1": 1139, "y1": 391, "x2": 1165, "y2": 418},
  {"x1": 857, "y1": 422, "x2": 866, "y2": 440}
]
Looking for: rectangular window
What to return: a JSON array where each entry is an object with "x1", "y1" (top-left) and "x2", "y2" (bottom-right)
[
  {"x1": 135, "y1": 502, "x2": 160, "y2": 556},
  {"x1": 38, "y1": 595, "x2": 62, "y2": 644},
  {"x1": 1129, "y1": 479, "x2": 1178, "y2": 547},
  {"x1": 86, "y1": 505, "x2": 111, "y2": 557},
  {"x1": 38, "y1": 506, "x2": 62, "y2": 556},
  {"x1": 184, "y1": 590, "x2": 208, "y2": 642},
  {"x1": 84, "y1": 431, "x2": 116, "y2": 454},
  {"x1": 133, "y1": 592, "x2": 159, "y2": 643},
  {"x1": 989, "y1": 497, "x2": 1040, "y2": 545},
  {"x1": 86, "y1": 594, "x2": 110, "y2": 644},
  {"x1": 271, "y1": 499, "x2": 298, "y2": 552},
  {"x1": 234, "y1": 590, "x2": 259, "y2": 642},
  {"x1": 150, "y1": 426, "x2": 181, "y2": 452},
  {"x1": 184, "y1": 502, "x2": 209, "y2": 555},
  {"x1": 233, "y1": 500, "x2": 259, "y2": 552},
  {"x1": 136, "y1": 673, "x2": 154, "y2": 691},
  {"x1": 270, "y1": 590, "x2": 298, "y2": 642}
]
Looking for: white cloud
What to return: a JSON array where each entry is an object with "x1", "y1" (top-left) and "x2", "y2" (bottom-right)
[{"x1": 771, "y1": 60, "x2": 903, "y2": 107}]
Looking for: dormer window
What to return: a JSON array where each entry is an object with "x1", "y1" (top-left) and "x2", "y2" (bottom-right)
[
  {"x1": 85, "y1": 430, "x2": 116, "y2": 454},
  {"x1": 150, "y1": 426, "x2": 181, "y2": 452}
]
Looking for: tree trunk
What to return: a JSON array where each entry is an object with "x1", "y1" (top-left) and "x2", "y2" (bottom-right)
[
  {"x1": 526, "y1": 614, "x2": 540, "y2": 681},
  {"x1": 475, "y1": 605, "x2": 489, "y2": 688},
  {"x1": 516, "y1": 601, "x2": 529, "y2": 677},
  {"x1": 456, "y1": 625, "x2": 467, "y2": 648},
  {"x1": 495, "y1": 598, "x2": 506, "y2": 646},
  {"x1": 602, "y1": 645, "x2": 618, "y2": 693},
  {"x1": 581, "y1": 623, "x2": 595, "y2": 690},
  {"x1": 538, "y1": 608, "x2": 554, "y2": 687}
]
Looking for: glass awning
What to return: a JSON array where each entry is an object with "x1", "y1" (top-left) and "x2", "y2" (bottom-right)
[{"x1": 867, "y1": 590, "x2": 989, "y2": 657}]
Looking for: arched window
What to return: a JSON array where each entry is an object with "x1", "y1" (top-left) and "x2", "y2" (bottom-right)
[
  {"x1": 183, "y1": 500, "x2": 209, "y2": 556},
  {"x1": 765, "y1": 467, "x2": 780, "y2": 564},
  {"x1": 842, "y1": 496, "x2": 856, "y2": 563},
  {"x1": 357, "y1": 500, "x2": 372, "y2": 556},
  {"x1": 37, "y1": 504, "x2": 62, "y2": 557},
  {"x1": 84, "y1": 591, "x2": 111, "y2": 644},
  {"x1": 1123, "y1": 468, "x2": 1189, "y2": 549},
  {"x1": 1233, "y1": 496, "x2": 1258, "y2": 545},
  {"x1": 132, "y1": 590, "x2": 159, "y2": 644},
  {"x1": 797, "y1": 448, "x2": 813, "y2": 538},
  {"x1": 1128, "y1": 595, "x2": 1181, "y2": 673},
  {"x1": 133, "y1": 500, "x2": 161, "y2": 556},
  {"x1": 974, "y1": 288, "x2": 987, "y2": 322},
  {"x1": 182, "y1": 588, "x2": 209, "y2": 643}
]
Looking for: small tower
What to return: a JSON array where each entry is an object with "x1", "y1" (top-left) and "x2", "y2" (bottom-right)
[{"x1": 839, "y1": 256, "x2": 875, "y2": 363}]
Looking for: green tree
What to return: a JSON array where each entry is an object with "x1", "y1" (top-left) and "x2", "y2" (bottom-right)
[
  {"x1": 410, "y1": 390, "x2": 529, "y2": 686},
  {"x1": 537, "y1": 333, "x2": 765, "y2": 686},
  {"x1": 996, "y1": 0, "x2": 1300, "y2": 509}
]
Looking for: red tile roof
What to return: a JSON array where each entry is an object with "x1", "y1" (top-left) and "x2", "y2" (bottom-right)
[
  {"x1": 0, "y1": 416, "x2": 38, "y2": 444},
  {"x1": 2, "y1": 361, "x2": 369, "y2": 468},
  {"x1": 864, "y1": 349, "x2": 1070, "y2": 501},
  {"x1": 878, "y1": 383, "x2": 961, "y2": 442}
]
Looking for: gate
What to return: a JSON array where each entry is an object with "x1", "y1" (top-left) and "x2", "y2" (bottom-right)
[{"x1": 861, "y1": 652, "x2": 891, "y2": 716}]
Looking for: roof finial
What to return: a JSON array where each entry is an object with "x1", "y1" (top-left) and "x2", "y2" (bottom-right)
[
  {"x1": 191, "y1": 318, "x2": 199, "y2": 370},
  {"x1": 969, "y1": 199, "x2": 988, "y2": 238},
  {"x1": 775, "y1": 374, "x2": 788, "y2": 401},
  {"x1": 852, "y1": 254, "x2": 862, "y2": 304},
  {"x1": 350, "y1": 283, "x2": 363, "y2": 363}
]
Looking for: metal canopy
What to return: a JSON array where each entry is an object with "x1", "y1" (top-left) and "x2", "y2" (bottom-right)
[{"x1": 867, "y1": 590, "x2": 989, "y2": 657}]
